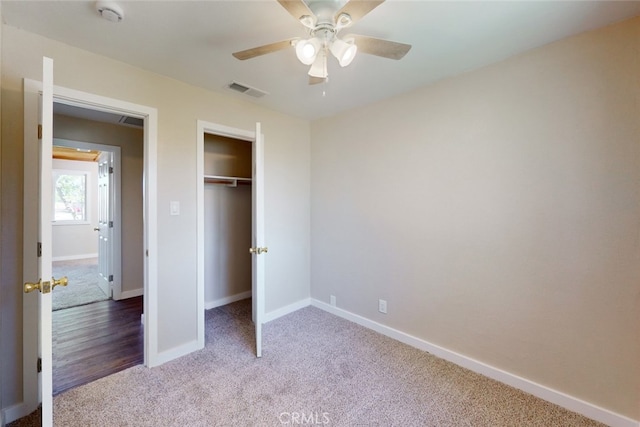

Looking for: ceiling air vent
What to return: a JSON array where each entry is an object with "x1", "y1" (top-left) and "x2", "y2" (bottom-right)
[
  {"x1": 228, "y1": 81, "x2": 268, "y2": 98},
  {"x1": 118, "y1": 116, "x2": 144, "y2": 127}
]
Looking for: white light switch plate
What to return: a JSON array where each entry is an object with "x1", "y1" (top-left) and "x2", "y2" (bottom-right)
[{"x1": 170, "y1": 201, "x2": 180, "y2": 215}]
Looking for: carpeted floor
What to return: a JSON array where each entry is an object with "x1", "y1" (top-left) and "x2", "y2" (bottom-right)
[
  {"x1": 52, "y1": 258, "x2": 109, "y2": 311},
  {"x1": 39, "y1": 299, "x2": 602, "y2": 426}
]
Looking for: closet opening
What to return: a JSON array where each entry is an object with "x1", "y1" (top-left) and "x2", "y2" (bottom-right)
[
  {"x1": 197, "y1": 120, "x2": 264, "y2": 356},
  {"x1": 203, "y1": 134, "x2": 253, "y2": 311}
]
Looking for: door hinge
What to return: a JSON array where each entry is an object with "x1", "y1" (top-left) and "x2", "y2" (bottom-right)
[
  {"x1": 109, "y1": 221, "x2": 114, "y2": 228},
  {"x1": 108, "y1": 274, "x2": 114, "y2": 282},
  {"x1": 109, "y1": 167, "x2": 114, "y2": 174},
  {"x1": 37, "y1": 124, "x2": 43, "y2": 140},
  {"x1": 37, "y1": 242, "x2": 42, "y2": 258},
  {"x1": 37, "y1": 357, "x2": 42, "y2": 373}
]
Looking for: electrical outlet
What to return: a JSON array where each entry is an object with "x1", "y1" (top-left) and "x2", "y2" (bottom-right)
[
  {"x1": 330, "y1": 295, "x2": 336, "y2": 307},
  {"x1": 378, "y1": 299, "x2": 387, "y2": 314}
]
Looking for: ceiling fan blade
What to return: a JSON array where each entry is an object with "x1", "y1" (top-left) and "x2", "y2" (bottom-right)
[
  {"x1": 336, "y1": 0, "x2": 385, "y2": 25},
  {"x1": 309, "y1": 76, "x2": 326, "y2": 85},
  {"x1": 349, "y1": 34, "x2": 411, "y2": 60},
  {"x1": 232, "y1": 39, "x2": 297, "y2": 60},
  {"x1": 277, "y1": 0, "x2": 314, "y2": 21}
]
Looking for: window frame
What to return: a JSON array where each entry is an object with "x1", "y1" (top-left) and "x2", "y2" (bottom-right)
[{"x1": 52, "y1": 168, "x2": 91, "y2": 226}]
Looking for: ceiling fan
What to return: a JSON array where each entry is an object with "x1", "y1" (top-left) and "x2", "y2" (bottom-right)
[{"x1": 232, "y1": 0, "x2": 412, "y2": 84}]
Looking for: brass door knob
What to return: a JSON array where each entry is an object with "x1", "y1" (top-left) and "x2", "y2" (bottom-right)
[
  {"x1": 53, "y1": 276, "x2": 68, "y2": 289},
  {"x1": 249, "y1": 247, "x2": 268, "y2": 255},
  {"x1": 24, "y1": 276, "x2": 68, "y2": 294},
  {"x1": 24, "y1": 280, "x2": 42, "y2": 293}
]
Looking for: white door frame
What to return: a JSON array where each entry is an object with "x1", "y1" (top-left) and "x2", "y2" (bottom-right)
[
  {"x1": 21, "y1": 79, "x2": 159, "y2": 420},
  {"x1": 53, "y1": 138, "x2": 123, "y2": 300},
  {"x1": 196, "y1": 120, "x2": 263, "y2": 353}
]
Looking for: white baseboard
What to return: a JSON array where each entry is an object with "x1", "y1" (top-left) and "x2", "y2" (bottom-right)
[
  {"x1": 118, "y1": 288, "x2": 143, "y2": 299},
  {"x1": 310, "y1": 298, "x2": 639, "y2": 427},
  {"x1": 205, "y1": 291, "x2": 252, "y2": 310},
  {"x1": 147, "y1": 295, "x2": 305, "y2": 368},
  {"x1": 2, "y1": 402, "x2": 30, "y2": 425},
  {"x1": 149, "y1": 340, "x2": 203, "y2": 368},
  {"x1": 52, "y1": 253, "x2": 98, "y2": 262},
  {"x1": 264, "y1": 297, "x2": 311, "y2": 323}
]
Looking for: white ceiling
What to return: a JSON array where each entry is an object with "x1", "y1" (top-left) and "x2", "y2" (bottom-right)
[{"x1": 3, "y1": 0, "x2": 640, "y2": 120}]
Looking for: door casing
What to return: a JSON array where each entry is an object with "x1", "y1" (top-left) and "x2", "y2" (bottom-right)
[
  {"x1": 21, "y1": 77, "x2": 158, "y2": 422},
  {"x1": 53, "y1": 138, "x2": 123, "y2": 300},
  {"x1": 196, "y1": 120, "x2": 265, "y2": 355}
]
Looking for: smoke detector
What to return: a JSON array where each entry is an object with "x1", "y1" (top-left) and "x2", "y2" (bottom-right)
[{"x1": 96, "y1": 1, "x2": 124, "y2": 23}]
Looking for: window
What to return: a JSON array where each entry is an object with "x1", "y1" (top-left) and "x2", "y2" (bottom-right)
[{"x1": 53, "y1": 170, "x2": 89, "y2": 224}]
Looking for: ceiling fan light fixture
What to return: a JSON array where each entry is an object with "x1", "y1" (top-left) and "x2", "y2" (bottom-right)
[
  {"x1": 295, "y1": 38, "x2": 319, "y2": 65},
  {"x1": 330, "y1": 37, "x2": 357, "y2": 67},
  {"x1": 230, "y1": 0, "x2": 412, "y2": 85}
]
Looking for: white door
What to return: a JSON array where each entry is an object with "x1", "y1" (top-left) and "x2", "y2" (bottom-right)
[
  {"x1": 22, "y1": 56, "x2": 55, "y2": 426},
  {"x1": 251, "y1": 122, "x2": 266, "y2": 357},
  {"x1": 96, "y1": 151, "x2": 113, "y2": 298}
]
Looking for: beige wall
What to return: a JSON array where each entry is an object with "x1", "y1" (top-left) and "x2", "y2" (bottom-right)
[
  {"x1": 311, "y1": 17, "x2": 640, "y2": 420},
  {"x1": 0, "y1": 12, "x2": 25, "y2": 411},
  {"x1": 0, "y1": 24, "x2": 311, "y2": 411},
  {"x1": 54, "y1": 114, "x2": 144, "y2": 294}
]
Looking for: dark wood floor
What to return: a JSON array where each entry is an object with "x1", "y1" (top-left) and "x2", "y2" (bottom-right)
[{"x1": 53, "y1": 296, "x2": 143, "y2": 395}]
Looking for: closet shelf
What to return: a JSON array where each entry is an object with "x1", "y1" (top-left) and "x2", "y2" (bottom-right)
[{"x1": 204, "y1": 174, "x2": 252, "y2": 187}]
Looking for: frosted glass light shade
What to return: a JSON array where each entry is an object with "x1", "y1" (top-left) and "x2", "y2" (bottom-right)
[
  {"x1": 330, "y1": 38, "x2": 357, "y2": 67},
  {"x1": 295, "y1": 38, "x2": 320, "y2": 65},
  {"x1": 308, "y1": 51, "x2": 327, "y2": 78}
]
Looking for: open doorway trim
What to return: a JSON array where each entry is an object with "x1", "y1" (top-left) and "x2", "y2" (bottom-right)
[
  {"x1": 20, "y1": 79, "x2": 159, "y2": 421},
  {"x1": 196, "y1": 120, "x2": 256, "y2": 350},
  {"x1": 53, "y1": 138, "x2": 123, "y2": 300}
]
